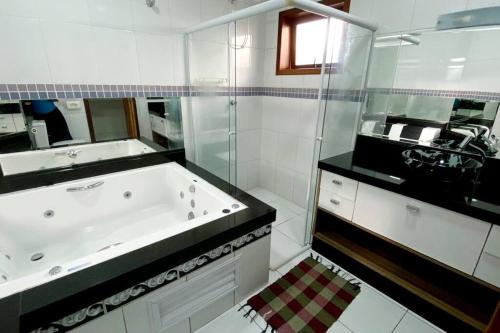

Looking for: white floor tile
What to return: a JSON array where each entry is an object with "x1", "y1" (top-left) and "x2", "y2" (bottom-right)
[
  {"x1": 239, "y1": 270, "x2": 282, "y2": 306},
  {"x1": 273, "y1": 197, "x2": 306, "y2": 215},
  {"x1": 275, "y1": 214, "x2": 307, "y2": 245},
  {"x1": 338, "y1": 284, "x2": 407, "y2": 333},
  {"x1": 394, "y1": 311, "x2": 445, "y2": 333},
  {"x1": 270, "y1": 230, "x2": 306, "y2": 269},
  {"x1": 194, "y1": 304, "x2": 261, "y2": 333},
  {"x1": 270, "y1": 200, "x2": 297, "y2": 226},
  {"x1": 327, "y1": 321, "x2": 354, "y2": 333},
  {"x1": 276, "y1": 250, "x2": 311, "y2": 275},
  {"x1": 247, "y1": 187, "x2": 281, "y2": 204}
]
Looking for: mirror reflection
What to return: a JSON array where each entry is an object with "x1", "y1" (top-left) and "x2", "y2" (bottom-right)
[
  {"x1": 362, "y1": 27, "x2": 500, "y2": 159},
  {"x1": 0, "y1": 97, "x2": 184, "y2": 176}
]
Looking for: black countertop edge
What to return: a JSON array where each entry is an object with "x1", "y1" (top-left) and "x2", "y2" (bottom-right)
[
  {"x1": 319, "y1": 152, "x2": 500, "y2": 226},
  {"x1": 1, "y1": 161, "x2": 276, "y2": 333},
  {"x1": 0, "y1": 148, "x2": 185, "y2": 194}
]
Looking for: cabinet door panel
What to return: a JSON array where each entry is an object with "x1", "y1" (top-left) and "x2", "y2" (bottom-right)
[{"x1": 353, "y1": 183, "x2": 490, "y2": 274}]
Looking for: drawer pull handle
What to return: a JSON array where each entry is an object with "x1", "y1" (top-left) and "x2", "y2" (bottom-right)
[
  {"x1": 330, "y1": 199, "x2": 340, "y2": 205},
  {"x1": 332, "y1": 179, "x2": 343, "y2": 186},
  {"x1": 406, "y1": 204, "x2": 420, "y2": 214}
]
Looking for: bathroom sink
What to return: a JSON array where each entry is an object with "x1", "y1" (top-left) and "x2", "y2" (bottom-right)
[{"x1": 402, "y1": 148, "x2": 483, "y2": 184}]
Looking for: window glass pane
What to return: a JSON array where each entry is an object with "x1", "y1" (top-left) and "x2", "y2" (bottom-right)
[{"x1": 295, "y1": 18, "x2": 344, "y2": 66}]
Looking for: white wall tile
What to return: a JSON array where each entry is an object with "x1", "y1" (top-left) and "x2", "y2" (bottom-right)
[
  {"x1": 349, "y1": 0, "x2": 374, "y2": 21},
  {"x1": 370, "y1": 0, "x2": 416, "y2": 33},
  {"x1": 170, "y1": 34, "x2": 186, "y2": 85},
  {"x1": 135, "y1": 32, "x2": 175, "y2": 85},
  {"x1": 297, "y1": 99, "x2": 319, "y2": 139},
  {"x1": 92, "y1": 27, "x2": 140, "y2": 84},
  {"x1": 0, "y1": 0, "x2": 38, "y2": 18},
  {"x1": 130, "y1": 0, "x2": 172, "y2": 34},
  {"x1": 263, "y1": 48, "x2": 282, "y2": 87},
  {"x1": 274, "y1": 167, "x2": 294, "y2": 201},
  {"x1": 410, "y1": 0, "x2": 467, "y2": 30},
  {"x1": 264, "y1": 19, "x2": 279, "y2": 49},
  {"x1": 292, "y1": 173, "x2": 309, "y2": 208},
  {"x1": 236, "y1": 14, "x2": 266, "y2": 49},
  {"x1": 87, "y1": 0, "x2": 134, "y2": 30},
  {"x1": 237, "y1": 130, "x2": 261, "y2": 163},
  {"x1": 295, "y1": 137, "x2": 315, "y2": 174},
  {"x1": 37, "y1": 0, "x2": 90, "y2": 24},
  {"x1": 466, "y1": 0, "x2": 500, "y2": 9},
  {"x1": 260, "y1": 129, "x2": 278, "y2": 164},
  {"x1": 0, "y1": 16, "x2": 51, "y2": 83},
  {"x1": 246, "y1": 160, "x2": 260, "y2": 190},
  {"x1": 259, "y1": 160, "x2": 275, "y2": 192},
  {"x1": 237, "y1": 96, "x2": 262, "y2": 131},
  {"x1": 168, "y1": 0, "x2": 201, "y2": 29},
  {"x1": 40, "y1": 21, "x2": 99, "y2": 84},
  {"x1": 201, "y1": 0, "x2": 230, "y2": 21},
  {"x1": 276, "y1": 133, "x2": 298, "y2": 168}
]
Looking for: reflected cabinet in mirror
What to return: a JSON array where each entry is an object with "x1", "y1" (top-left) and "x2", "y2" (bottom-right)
[
  {"x1": 0, "y1": 97, "x2": 184, "y2": 176},
  {"x1": 360, "y1": 27, "x2": 500, "y2": 159}
]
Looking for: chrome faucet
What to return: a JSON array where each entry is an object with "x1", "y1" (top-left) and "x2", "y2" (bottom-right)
[{"x1": 55, "y1": 149, "x2": 81, "y2": 159}]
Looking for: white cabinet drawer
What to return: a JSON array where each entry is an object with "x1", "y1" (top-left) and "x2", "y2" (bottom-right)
[
  {"x1": 0, "y1": 115, "x2": 16, "y2": 133},
  {"x1": 319, "y1": 187, "x2": 355, "y2": 221},
  {"x1": 320, "y1": 171, "x2": 358, "y2": 200},
  {"x1": 353, "y1": 183, "x2": 491, "y2": 274}
]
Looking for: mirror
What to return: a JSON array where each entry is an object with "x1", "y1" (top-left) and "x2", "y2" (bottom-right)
[
  {"x1": 361, "y1": 27, "x2": 500, "y2": 158},
  {"x1": 0, "y1": 97, "x2": 184, "y2": 176}
]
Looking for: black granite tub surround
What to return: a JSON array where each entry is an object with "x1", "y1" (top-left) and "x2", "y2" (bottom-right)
[
  {"x1": 0, "y1": 145, "x2": 185, "y2": 194},
  {"x1": 0, "y1": 161, "x2": 276, "y2": 333},
  {"x1": 318, "y1": 138, "x2": 500, "y2": 225},
  {"x1": 32, "y1": 224, "x2": 272, "y2": 333}
]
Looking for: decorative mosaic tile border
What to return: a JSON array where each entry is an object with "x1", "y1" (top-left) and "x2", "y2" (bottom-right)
[
  {"x1": 369, "y1": 87, "x2": 500, "y2": 101},
  {"x1": 31, "y1": 224, "x2": 272, "y2": 333},
  {"x1": 4, "y1": 84, "x2": 496, "y2": 102},
  {"x1": 0, "y1": 84, "x2": 364, "y2": 102}
]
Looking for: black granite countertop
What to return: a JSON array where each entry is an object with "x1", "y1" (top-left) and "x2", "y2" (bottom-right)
[
  {"x1": 319, "y1": 152, "x2": 500, "y2": 226},
  {"x1": 0, "y1": 159, "x2": 276, "y2": 333}
]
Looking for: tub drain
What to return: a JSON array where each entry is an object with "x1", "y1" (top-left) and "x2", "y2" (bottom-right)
[{"x1": 31, "y1": 253, "x2": 44, "y2": 261}]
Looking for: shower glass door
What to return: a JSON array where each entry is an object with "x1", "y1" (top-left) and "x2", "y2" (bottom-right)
[
  {"x1": 305, "y1": 19, "x2": 375, "y2": 243},
  {"x1": 186, "y1": 23, "x2": 237, "y2": 187}
]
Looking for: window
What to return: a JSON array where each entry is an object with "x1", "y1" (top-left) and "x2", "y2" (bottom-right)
[{"x1": 276, "y1": 0, "x2": 350, "y2": 75}]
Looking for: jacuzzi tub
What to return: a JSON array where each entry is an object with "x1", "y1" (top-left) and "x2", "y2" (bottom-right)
[
  {"x1": 0, "y1": 139, "x2": 156, "y2": 175},
  {"x1": 0, "y1": 162, "x2": 246, "y2": 298}
]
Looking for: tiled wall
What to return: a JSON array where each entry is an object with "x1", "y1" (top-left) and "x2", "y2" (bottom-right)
[
  {"x1": 350, "y1": 0, "x2": 500, "y2": 34},
  {"x1": 352, "y1": 0, "x2": 500, "y2": 93},
  {"x1": 0, "y1": 0, "x2": 265, "y2": 87}
]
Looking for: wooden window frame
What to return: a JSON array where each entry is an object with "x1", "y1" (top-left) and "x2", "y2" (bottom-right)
[{"x1": 276, "y1": 0, "x2": 350, "y2": 75}]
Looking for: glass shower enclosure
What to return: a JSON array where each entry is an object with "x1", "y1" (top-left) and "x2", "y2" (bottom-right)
[
  {"x1": 185, "y1": 23, "x2": 238, "y2": 186},
  {"x1": 184, "y1": 5, "x2": 376, "y2": 249}
]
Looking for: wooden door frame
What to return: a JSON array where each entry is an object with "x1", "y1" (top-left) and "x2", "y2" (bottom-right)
[
  {"x1": 123, "y1": 98, "x2": 140, "y2": 139},
  {"x1": 83, "y1": 99, "x2": 97, "y2": 143}
]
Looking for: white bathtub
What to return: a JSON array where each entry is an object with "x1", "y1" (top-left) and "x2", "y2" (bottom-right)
[
  {"x1": 0, "y1": 139, "x2": 156, "y2": 175},
  {"x1": 0, "y1": 162, "x2": 246, "y2": 298}
]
